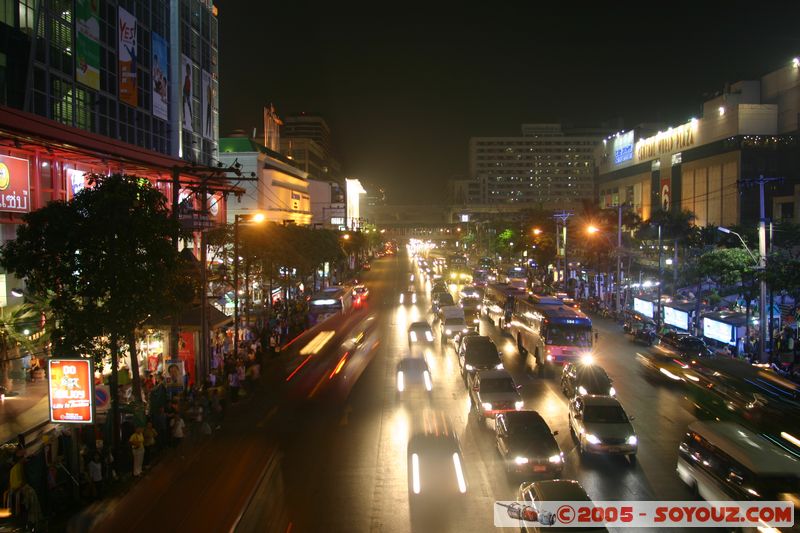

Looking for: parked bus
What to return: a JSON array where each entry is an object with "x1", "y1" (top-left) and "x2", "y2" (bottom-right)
[
  {"x1": 482, "y1": 283, "x2": 527, "y2": 331},
  {"x1": 509, "y1": 295, "x2": 593, "y2": 376},
  {"x1": 308, "y1": 286, "x2": 353, "y2": 325}
]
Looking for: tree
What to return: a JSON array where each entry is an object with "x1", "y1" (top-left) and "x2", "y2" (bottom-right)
[{"x1": 1, "y1": 173, "x2": 190, "y2": 448}]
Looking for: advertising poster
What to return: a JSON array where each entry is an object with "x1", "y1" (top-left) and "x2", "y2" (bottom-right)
[
  {"x1": 178, "y1": 331, "x2": 195, "y2": 388},
  {"x1": 164, "y1": 359, "x2": 185, "y2": 393},
  {"x1": 48, "y1": 359, "x2": 94, "y2": 424},
  {"x1": 152, "y1": 33, "x2": 169, "y2": 120},
  {"x1": 118, "y1": 7, "x2": 137, "y2": 106},
  {"x1": 75, "y1": 0, "x2": 100, "y2": 89},
  {"x1": 181, "y1": 55, "x2": 194, "y2": 132},
  {"x1": 0, "y1": 155, "x2": 30, "y2": 214},
  {"x1": 201, "y1": 70, "x2": 213, "y2": 139},
  {"x1": 67, "y1": 169, "x2": 87, "y2": 198}
]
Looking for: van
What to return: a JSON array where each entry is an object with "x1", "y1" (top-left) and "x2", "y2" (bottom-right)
[{"x1": 677, "y1": 421, "x2": 800, "y2": 502}]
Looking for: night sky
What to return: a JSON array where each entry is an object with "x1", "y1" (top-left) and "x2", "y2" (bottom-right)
[{"x1": 218, "y1": 2, "x2": 800, "y2": 204}]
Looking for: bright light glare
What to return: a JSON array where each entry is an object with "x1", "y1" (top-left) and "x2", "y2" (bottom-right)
[
  {"x1": 628, "y1": 435, "x2": 638, "y2": 445},
  {"x1": 581, "y1": 354, "x2": 594, "y2": 365},
  {"x1": 299, "y1": 330, "x2": 335, "y2": 355},
  {"x1": 251, "y1": 213, "x2": 266, "y2": 223},
  {"x1": 425, "y1": 331, "x2": 433, "y2": 342},
  {"x1": 399, "y1": 294, "x2": 404, "y2": 304},
  {"x1": 578, "y1": 385, "x2": 588, "y2": 396},
  {"x1": 423, "y1": 370, "x2": 432, "y2": 391},
  {"x1": 781, "y1": 431, "x2": 800, "y2": 448},
  {"x1": 482, "y1": 402, "x2": 492, "y2": 411},
  {"x1": 514, "y1": 456, "x2": 529, "y2": 465},
  {"x1": 409, "y1": 331, "x2": 417, "y2": 343},
  {"x1": 548, "y1": 454, "x2": 562, "y2": 464},
  {"x1": 397, "y1": 371, "x2": 405, "y2": 392},
  {"x1": 585, "y1": 434, "x2": 601, "y2": 445},
  {"x1": 452, "y1": 453, "x2": 467, "y2": 493},
  {"x1": 514, "y1": 400, "x2": 524, "y2": 410},
  {"x1": 587, "y1": 225, "x2": 599, "y2": 234},
  {"x1": 609, "y1": 386, "x2": 616, "y2": 396},
  {"x1": 411, "y1": 453, "x2": 421, "y2": 494},
  {"x1": 659, "y1": 367, "x2": 683, "y2": 381}
]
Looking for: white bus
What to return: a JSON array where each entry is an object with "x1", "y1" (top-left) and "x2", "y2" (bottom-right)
[{"x1": 308, "y1": 286, "x2": 353, "y2": 325}]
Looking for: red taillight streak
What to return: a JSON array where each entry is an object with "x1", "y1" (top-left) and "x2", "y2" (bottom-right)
[
  {"x1": 286, "y1": 354, "x2": 312, "y2": 381},
  {"x1": 329, "y1": 351, "x2": 350, "y2": 379}
]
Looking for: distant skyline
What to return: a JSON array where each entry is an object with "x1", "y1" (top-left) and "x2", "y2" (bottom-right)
[{"x1": 218, "y1": 1, "x2": 800, "y2": 204}]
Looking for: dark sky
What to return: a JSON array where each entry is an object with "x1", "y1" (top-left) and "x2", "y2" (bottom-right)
[{"x1": 218, "y1": 2, "x2": 800, "y2": 204}]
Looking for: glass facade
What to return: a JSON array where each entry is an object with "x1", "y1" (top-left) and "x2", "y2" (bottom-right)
[{"x1": 0, "y1": 0, "x2": 218, "y2": 166}]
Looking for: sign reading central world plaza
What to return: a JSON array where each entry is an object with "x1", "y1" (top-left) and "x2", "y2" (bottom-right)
[{"x1": 635, "y1": 120, "x2": 697, "y2": 161}]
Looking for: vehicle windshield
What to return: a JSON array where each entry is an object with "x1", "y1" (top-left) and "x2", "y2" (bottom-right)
[
  {"x1": 578, "y1": 370, "x2": 612, "y2": 391},
  {"x1": 546, "y1": 325, "x2": 592, "y2": 347},
  {"x1": 439, "y1": 294, "x2": 454, "y2": 306},
  {"x1": 480, "y1": 377, "x2": 516, "y2": 393},
  {"x1": 461, "y1": 297, "x2": 481, "y2": 308},
  {"x1": 584, "y1": 405, "x2": 628, "y2": 423},
  {"x1": 444, "y1": 318, "x2": 466, "y2": 327},
  {"x1": 507, "y1": 415, "x2": 550, "y2": 438}
]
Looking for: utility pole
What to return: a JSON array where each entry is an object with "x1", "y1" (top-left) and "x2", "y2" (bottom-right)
[
  {"x1": 553, "y1": 211, "x2": 573, "y2": 292},
  {"x1": 739, "y1": 175, "x2": 782, "y2": 362},
  {"x1": 656, "y1": 223, "x2": 663, "y2": 332},
  {"x1": 616, "y1": 204, "x2": 623, "y2": 316}
]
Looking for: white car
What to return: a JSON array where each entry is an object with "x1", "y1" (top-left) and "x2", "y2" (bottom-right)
[
  {"x1": 408, "y1": 321, "x2": 434, "y2": 345},
  {"x1": 568, "y1": 395, "x2": 637, "y2": 464}
]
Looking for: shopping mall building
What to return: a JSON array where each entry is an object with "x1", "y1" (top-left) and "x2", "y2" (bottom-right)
[{"x1": 595, "y1": 58, "x2": 800, "y2": 226}]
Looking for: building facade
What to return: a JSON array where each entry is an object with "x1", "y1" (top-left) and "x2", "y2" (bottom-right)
[
  {"x1": 219, "y1": 136, "x2": 312, "y2": 225},
  {"x1": 595, "y1": 60, "x2": 800, "y2": 226},
  {"x1": 468, "y1": 124, "x2": 601, "y2": 208},
  {"x1": 279, "y1": 113, "x2": 341, "y2": 181},
  {"x1": 0, "y1": 0, "x2": 218, "y2": 166}
]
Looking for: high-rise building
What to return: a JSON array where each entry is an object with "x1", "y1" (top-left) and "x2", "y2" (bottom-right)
[
  {"x1": 0, "y1": 0, "x2": 219, "y2": 165},
  {"x1": 280, "y1": 113, "x2": 341, "y2": 181},
  {"x1": 469, "y1": 124, "x2": 602, "y2": 207}
]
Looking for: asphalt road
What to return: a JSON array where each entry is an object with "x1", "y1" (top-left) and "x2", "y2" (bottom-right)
[{"x1": 276, "y1": 253, "x2": 701, "y2": 533}]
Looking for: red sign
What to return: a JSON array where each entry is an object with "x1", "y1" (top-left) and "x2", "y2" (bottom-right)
[
  {"x1": 660, "y1": 177, "x2": 671, "y2": 211},
  {"x1": 48, "y1": 359, "x2": 94, "y2": 424},
  {"x1": 0, "y1": 155, "x2": 30, "y2": 213}
]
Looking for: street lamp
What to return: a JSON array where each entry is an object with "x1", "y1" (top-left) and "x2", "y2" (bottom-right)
[
  {"x1": 718, "y1": 226, "x2": 764, "y2": 361},
  {"x1": 532, "y1": 228, "x2": 542, "y2": 236},
  {"x1": 233, "y1": 212, "x2": 265, "y2": 356}
]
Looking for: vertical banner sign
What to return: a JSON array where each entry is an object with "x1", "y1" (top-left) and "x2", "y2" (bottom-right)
[
  {"x1": 118, "y1": 7, "x2": 137, "y2": 106},
  {"x1": 66, "y1": 169, "x2": 88, "y2": 198},
  {"x1": 151, "y1": 33, "x2": 169, "y2": 120},
  {"x1": 181, "y1": 55, "x2": 194, "y2": 131},
  {"x1": 0, "y1": 155, "x2": 30, "y2": 213},
  {"x1": 75, "y1": 0, "x2": 100, "y2": 89},
  {"x1": 48, "y1": 359, "x2": 94, "y2": 424},
  {"x1": 201, "y1": 70, "x2": 213, "y2": 139},
  {"x1": 660, "y1": 177, "x2": 671, "y2": 211}
]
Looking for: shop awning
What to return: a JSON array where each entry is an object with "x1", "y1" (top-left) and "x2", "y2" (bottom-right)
[{"x1": 145, "y1": 304, "x2": 232, "y2": 331}]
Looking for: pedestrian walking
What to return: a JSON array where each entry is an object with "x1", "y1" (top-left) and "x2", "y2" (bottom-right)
[
  {"x1": 170, "y1": 414, "x2": 185, "y2": 447},
  {"x1": 88, "y1": 452, "x2": 103, "y2": 498},
  {"x1": 130, "y1": 427, "x2": 145, "y2": 477}
]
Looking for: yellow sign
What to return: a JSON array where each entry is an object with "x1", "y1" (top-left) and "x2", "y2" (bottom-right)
[
  {"x1": 636, "y1": 121, "x2": 697, "y2": 161},
  {"x1": 0, "y1": 163, "x2": 9, "y2": 191}
]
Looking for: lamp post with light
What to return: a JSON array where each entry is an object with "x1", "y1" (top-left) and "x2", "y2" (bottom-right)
[
  {"x1": 233, "y1": 212, "x2": 265, "y2": 355},
  {"x1": 718, "y1": 225, "x2": 764, "y2": 361}
]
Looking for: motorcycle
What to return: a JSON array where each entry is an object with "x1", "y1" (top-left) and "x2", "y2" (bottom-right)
[{"x1": 633, "y1": 328, "x2": 656, "y2": 346}]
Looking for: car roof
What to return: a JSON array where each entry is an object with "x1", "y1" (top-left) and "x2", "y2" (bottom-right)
[
  {"x1": 503, "y1": 410, "x2": 547, "y2": 426},
  {"x1": 476, "y1": 369, "x2": 512, "y2": 380},
  {"x1": 580, "y1": 395, "x2": 622, "y2": 407},
  {"x1": 409, "y1": 321, "x2": 430, "y2": 329},
  {"x1": 398, "y1": 357, "x2": 428, "y2": 370},
  {"x1": 463, "y1": 335, "x2": 495, "y2": 347},
  {"x1": 577, "y1": 365, "x2": 610, "y2": 378},
  {"x1": 529, "y1": 480, "x2": 591, "y2": 501},
  {"x1": 688, "y1": 421, "x2": 800, "y2": 476}
]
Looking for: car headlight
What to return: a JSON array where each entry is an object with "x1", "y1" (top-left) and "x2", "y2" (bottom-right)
[
  {"x1": 495, "y1": 363, "x2": 504, "y2": 370},
  {"x1": 445, "y1": 329, "x2": 452, "y2": 335},
  {"x1": 627, "y1": 435, "x2": 637, "y2": 445},
  {"x1": 412, "y1": 294, "x2": 417, "y2": 303},
  {"x1": 546, "y1": 354, "x2": 553, "y2": 361},
  {"x1": 409, "y1": 331, "x2": 417, "y2": 343},
  {"x1": 397, "y1": 371, "x2": 405, "y2": 392},
  {"x1": 609, "y1": 386, "x2": 616, "y2": 396},
  {"x1": 514, "y1": 456, "x2": 529, "y2": 465},
  {"x1": 411, "y1": 453, "x2": 421, "y2": 494},
  {"x1": 476, "y1": 305, "x2": 481, "y2": 310},
  {"x1": 465, "y1": 364, "x2": 474, "y2": 371},
  {"x1": 399, "y1": 294, "x2": 405, "y2": 304},
  {"x1": 425, "y1": 331, "x2": 434, "y2": 342},
  {"x1": 462, "y1": 328, "x2": 469, "y2": 333},
  {"x1": 423, "y1": 370, "x2": 432, "y2": 391},
  {"x1": 578, "y1": 385, "x2": 588, "y2": 396},
  {"x1": 585, "y1": 434, "x2": 601, "y2": 445},
  {"x1": 450, "y1": 273, "x2": 456, "y2": 279},
  {"x1": 515, "y1": 400, "x2": 524, "y2": 410},
  {"x1": 481, "y1": 402, "x2": 492, "y2": 411},
  {"x1": 548, "y1": 454, "x2": 562, "y2": 464},
  {"x1": 581, "y1": 354, "x2": 594, "y2": 365}
]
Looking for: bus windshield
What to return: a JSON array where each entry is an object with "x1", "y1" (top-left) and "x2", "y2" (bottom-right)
[{"x1": 545, "y1": 325, "x2": 592, "y2": 347}]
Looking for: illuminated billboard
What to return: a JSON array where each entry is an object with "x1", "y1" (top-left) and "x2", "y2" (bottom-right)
[
  {"x1": 663, "y1": 306, "x2": 689, "y2": 331},
  {"x1": 612, "y1": 131, "x2": 634, "y2": 164},
  {"x1": 703, "y1": 318, "x2": 734, "y2": 345},
  {"x1": 48, "y1": 358, "x2": 94, "y2": 424},
  {"x1": 633, "y1": 297, "x2": 654, "y2": 318}
]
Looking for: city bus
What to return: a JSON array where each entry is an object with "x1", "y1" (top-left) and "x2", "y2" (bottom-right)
[
  {"x1": 308, "y1": 286, "x2": 353, "y2": 325},
  {"x1": 509, "y1": 295, "x2": 593, "y2": 376},
  {"x1": 482, "y1": 283, "x2": 527, "y2": 331}
]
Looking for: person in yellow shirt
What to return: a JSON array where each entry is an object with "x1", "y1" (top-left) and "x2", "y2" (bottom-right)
[{"x1": 129, "y1": 427, "x2": 145, "y2": 477}]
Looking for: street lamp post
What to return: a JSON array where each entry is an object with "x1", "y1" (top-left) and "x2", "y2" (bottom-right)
[
  {"x1": 656, "y1": 224, "x2": 663, "y2": 332},
  {"x1": 233, "y1": 213, "x2": 265, "y2": 357},
  {"x1": 718, "y1": 226, "x2": 764, "y2": 361}
]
